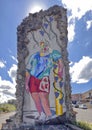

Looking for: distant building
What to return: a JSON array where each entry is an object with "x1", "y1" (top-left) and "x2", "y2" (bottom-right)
[
  {"x1": 82, "y1": 89, "x2": 92, "y2": 101},
  {"x1": 71, "y1": 94, "x2": 82, "y2": 104},
  {"x1": 71, "y1": 89, "x2": 92, "y2": 104}
]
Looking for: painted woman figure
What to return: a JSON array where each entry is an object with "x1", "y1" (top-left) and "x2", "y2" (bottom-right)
[{"x1": 25, "y1": 41, "x2": 63, "y2": 121}]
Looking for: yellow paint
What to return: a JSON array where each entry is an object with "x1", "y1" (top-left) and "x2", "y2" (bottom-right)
[
  {"x1": 54, "y1": 67, "x2": 58, "y2": 77},
  {"x1": 55, "y1": 88, "x2": 63, "y2": 115},
  {"x1": 40, "y1": 52, "x2": 44, "y2": 56},
  {"x1": 53, "y1": 61, "x2": 63, "y2": 115}
]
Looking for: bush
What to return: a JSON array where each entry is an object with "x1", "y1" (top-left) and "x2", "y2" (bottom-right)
[
  {"x1": 74, "y1": 121, "x2": 92, "y2": 130},
  {"x1": 0, "y1": 103, "x2": 16, "y2": 113}
]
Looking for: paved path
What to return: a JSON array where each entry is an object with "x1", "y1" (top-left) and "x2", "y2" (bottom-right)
[
  {"x1": 0, "y1": 112, "x2": 15, "y2": 130},
  {"x1": 73, "y1": 108, "x2": 92, "y2": 123}
]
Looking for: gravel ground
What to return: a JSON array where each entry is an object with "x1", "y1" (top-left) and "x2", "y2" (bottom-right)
[{"x1": 0, "y1": 112, "x2": 15, "y2": 130}]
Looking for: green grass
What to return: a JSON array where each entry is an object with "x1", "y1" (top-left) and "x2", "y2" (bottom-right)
[
  {"x1": 0, "y1": 103, "x2": 16, "y2": 113},
  {"x1": 74, "y1": 121, "x2": 92, "y2": 130}
]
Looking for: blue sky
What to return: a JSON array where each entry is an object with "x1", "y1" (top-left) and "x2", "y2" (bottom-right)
[{"x1": 0, "y1": 0, "x2": 92, "y2": 102}]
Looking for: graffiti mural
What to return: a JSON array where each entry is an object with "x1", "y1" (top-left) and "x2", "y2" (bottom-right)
[
  {"x1": 23, "y1": 14, "x2": 65, "y2": 124},
  {"x1": 15, "y1": 5, "x2": 74, "y2": 127}
]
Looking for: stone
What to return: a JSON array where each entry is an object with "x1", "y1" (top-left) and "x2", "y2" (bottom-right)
[{"x1": 1, "y1": 5, "x2": 75, "y2": 129}]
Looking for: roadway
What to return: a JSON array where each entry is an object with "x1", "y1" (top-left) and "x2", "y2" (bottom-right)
[{"x1": 73, "y1": 108, "x2": 92, "y2": 123}]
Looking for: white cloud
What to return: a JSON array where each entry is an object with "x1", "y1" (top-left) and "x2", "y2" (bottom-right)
[
  {"x1": 62, "y1": 0, "x2": 92, "y2": 19},
  {"x1": 10, "y1": 55, "x2": 18, "y2": 63},
  {"x1": 68, "y1": 20, "x2": 75, "y2": 42},
  {"x1": 0, "y1": 74, "x2": 16, "y2": 94},
  {"x1": 69, "y1": 61, "x2": 74, "y2": 66},
  {"x1": 0, "y1": 76, "x2": 14, "y2": 88},
  {"x1": 70, "y1": 56, "x2": 92, "y2": 83},
  {"x1": 62, "y1": 0, "x2": 92, "y2": 42},
  {"x1": 8, "y1": 64, "x2": 17, "y2": 85},
  {"x1": 85, "y1": 42, "x2": 90, "y2": 47},
  {"x1": 86, "y1": 20, "x2": 92, "y2": 30},
  {"x1": 0, "y1": 64, "x2": 17, "y2": 103},
  {"x1": 0, "y1": 76, "x2": 16, "y2": 103},
  {"x1": 0, "y1": 60, "x2": 6, "y2": 68},
  {"x1": 8, "y1": 48, "x2": 12, "y2": 53}
]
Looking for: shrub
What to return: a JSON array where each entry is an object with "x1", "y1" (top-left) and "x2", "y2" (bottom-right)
[
  {"x1": 74, "y1": 121, "x2": 92, "y2": 130},
  {"x1": 0, "y1": 103, "x2": 16, "y2": 113}
]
